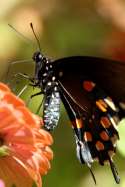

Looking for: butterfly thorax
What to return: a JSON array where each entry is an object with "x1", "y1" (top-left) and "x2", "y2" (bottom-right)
[{"x1": 32, "y1": 51, "x2": 58, "y2": 93}]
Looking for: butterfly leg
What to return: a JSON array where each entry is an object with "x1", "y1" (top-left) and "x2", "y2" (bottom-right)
[
  {"x1": 5, "y1": 59, "x2": 33, "y2": 84},
  {"x1": 30, "y1": 91, "x2": 44, "y2": 98},
  {"x1": 14, "y1": 72, "x2": 43, "y2": 105},
  {"x1": 30, "y1": 91, "x2": 44, "y2": 114},
  {"x1": 14, "y1": 73, "x2": 41, "y2": 88},
  {"x1": 36, "y1": 96, "x2": 45, "y2": 114},
  {"x1": 14, "y1": 72, "x2": 34, "y2": 82},
  {"x1": 10, "y1": 72, "x2": 34, "y2": 94},
  {"x1": 17, "y1": 84, "x2": 29, "y2": 97},
  {"x1": 26, "y1": 90, "x2": 44, "y2": 107}
]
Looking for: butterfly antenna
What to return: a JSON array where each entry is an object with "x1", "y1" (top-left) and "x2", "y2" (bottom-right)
[
  {"x1": 30, "y1": 22, "x2": 41, "y2": 51},
  {"x1": 8, "y1": 24, "x2": 33, "y2": 44}
]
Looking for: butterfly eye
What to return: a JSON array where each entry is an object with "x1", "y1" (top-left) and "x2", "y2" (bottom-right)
[{"x1": 32, "y1": 51, "x2": 42, "y2": 62}]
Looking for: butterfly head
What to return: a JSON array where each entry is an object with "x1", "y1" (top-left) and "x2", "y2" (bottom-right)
[
  {"x1": 32, "y1": 51, "x2": 43, "y2": 63},
  {"x1": 32, "y1": 51, "x2": 47, "y2": 80}
]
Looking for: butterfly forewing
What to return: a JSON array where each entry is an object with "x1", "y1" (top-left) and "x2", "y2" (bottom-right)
[{"x1": 53, "y1": 56, "x2": 125, "y2": 106}]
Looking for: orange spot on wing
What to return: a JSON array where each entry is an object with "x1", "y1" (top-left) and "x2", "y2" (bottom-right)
[
  {"x1": 84, "y1": 132, "x2": 92, "y2": 141},
  {"x1": 76, "y1": 118, "x2": 83, "y2": 128},
  {"x1": 96, "y1": 99, "x2": 107, "y2": 112},
  {"x1": 72, "y1": 118, "x2": 83, "y2": 128},
  {"x1": 96, "y1": 141, "x2": 104, "y2": 151},
  {"x1": 100, "y1": 117, "x2": 111, "y2": 128},
  {"x1": 100, "y1": 131, "x2": 109, "y2": 141},
  {"x1": 83, "y1": 81, "x2": 95, "y2": 92}
]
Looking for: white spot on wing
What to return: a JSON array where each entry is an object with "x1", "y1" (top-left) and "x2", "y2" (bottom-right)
[
  {"x1": 108, "y1": 114, "x2": 118, "y2": 130},
  {"x1": 104, "y1": 97, "x2": 117, "y2": 111},
  {"x1": 119, "y1": 102, "x2": 125, "y2": 110},
  {"x1": 59, "y1": 71, "x2": 63, "y2": 77}
]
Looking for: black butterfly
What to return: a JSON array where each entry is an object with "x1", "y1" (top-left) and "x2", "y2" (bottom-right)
[
  {"x1": 31, "y1": 52, "x2": 125, "y2": 183},
  {"x1": 10, "y1": 23, "x2": 125, "y2": 184}
]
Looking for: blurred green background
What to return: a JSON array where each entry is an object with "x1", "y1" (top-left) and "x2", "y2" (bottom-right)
[{"x1": 0, "y1": 0, "x2": 125, "y2": 187}]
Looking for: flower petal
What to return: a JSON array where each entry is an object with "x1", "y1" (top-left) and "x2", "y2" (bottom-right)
[{"x1": 0, "y1": 83, "x2": 53, "y2": 187}]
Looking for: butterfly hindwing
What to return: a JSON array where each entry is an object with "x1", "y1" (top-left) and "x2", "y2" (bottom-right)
[
  {"x1": 82, "y1": 81, "x2": 120, "y2": 183},
  {"x1": 57, "y1": 67, "x2": 120, "y2": 183}
]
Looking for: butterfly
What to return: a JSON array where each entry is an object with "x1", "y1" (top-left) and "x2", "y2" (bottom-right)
[{"x1": 10, "y1": 23, "x2": 125, "y2": 184}]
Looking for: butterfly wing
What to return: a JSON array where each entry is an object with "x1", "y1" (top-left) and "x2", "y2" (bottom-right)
[
  {"x1": 52, "y1": 56, "x2": 124, "y2": 183},
  {"x1": 53, "y1": 56, "x2": 125, "y2": 109},
  {"x1": 58, "y1": 76, "x2": 120, "y2": 183}
]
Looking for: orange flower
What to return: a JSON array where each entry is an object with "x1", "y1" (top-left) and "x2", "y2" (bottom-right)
[{"x1": 0, "y1": 83, "x2": 53, "y2": 187}]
